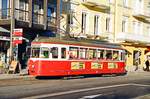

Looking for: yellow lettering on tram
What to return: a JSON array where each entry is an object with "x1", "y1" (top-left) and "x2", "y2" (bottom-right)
[
  {"x1": 91, "y1": 62, "x2": 103, "y2": 69},
  {"x1": 71, "y1": 62, "x2": 85, "y2": 70},
  {"x1": 108, "y1": 63, "x2": 118, "y2": 69}
]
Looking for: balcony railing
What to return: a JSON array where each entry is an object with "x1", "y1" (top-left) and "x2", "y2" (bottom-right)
[
  {"x1": 33, "y1": 12, "x2": 44, "y2": 25},
  {"x1": 15, "y1": 8, "x2": 29, "y2": 22},
  {"x1": 81, "y1": 0, "x2": 110, "y2": 11},
  {"x1": 133, "y1": 10, "x2": 150, "y2": 19},
  {"x1": 47, "y1": 16, "x2": 56, "y2": 27},
  {"x1": 0, "y1": 8, "x2": 11, "y2": 19},
  {"x1": 0, "y1": 8, "x2": 56, "y2": 29},
  {"x1": 116, "y1": 32, "x2": 150, "y2": 43}
]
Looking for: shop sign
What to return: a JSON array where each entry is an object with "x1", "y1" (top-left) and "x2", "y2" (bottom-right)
[
  {"x1": 13, "y1": 29, "x2": 23, "y2": 36},
  {"x1": 13, "y1": 28, "x2": 23, "y2": 45},
  {"x1": 13, "y1": 37, "x2": 23, "y2": 45}
]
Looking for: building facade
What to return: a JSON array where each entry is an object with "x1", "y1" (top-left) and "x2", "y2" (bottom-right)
[
  {"x1": 0, "y1": 0, "x2": 58, "y2": 68},
  {"x1": 61, "y1": 0, "x2": 150, "y2": 71}
]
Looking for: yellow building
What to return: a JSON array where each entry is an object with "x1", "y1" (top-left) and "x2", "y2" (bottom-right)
[{"x1": 61, "y1": 0, "x2": 150, "y2": 71}]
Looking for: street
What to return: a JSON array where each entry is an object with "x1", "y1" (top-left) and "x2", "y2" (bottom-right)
[{"x1": 0, "y1": 72, "x2": 150, "y2": 99}]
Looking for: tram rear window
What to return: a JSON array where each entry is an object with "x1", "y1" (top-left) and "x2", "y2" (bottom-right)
[{"x1": 31, "y1": 48, "x2": 40, "y2": 58}]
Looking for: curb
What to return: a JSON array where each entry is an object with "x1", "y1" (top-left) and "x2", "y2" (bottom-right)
[{"x1": 0, "y1": 74, "x2": 34, "y2": 80}]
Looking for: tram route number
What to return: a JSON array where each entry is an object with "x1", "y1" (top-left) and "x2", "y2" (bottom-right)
[
  {"x1": 71, "y1": 62, "x2": 85, "y2": 70},
  {"x1": 108, "y1": 63, "x2": 118, "y2": 69},
  {"x1": 91, "y1": 62, "x2": 103, "y2": 69}
]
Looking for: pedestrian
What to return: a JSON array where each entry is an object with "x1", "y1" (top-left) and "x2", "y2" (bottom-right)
[
  {"x1": 145, "y1": 59, "x2": 150, "y2": 71},
  {"x1": 135, "y1": 59, "x2": 138, "y2": 71}
]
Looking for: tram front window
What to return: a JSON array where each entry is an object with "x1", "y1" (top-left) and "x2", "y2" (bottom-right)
[{"x1": 31, "y1": 47, "x2": 40, "y2": 58}]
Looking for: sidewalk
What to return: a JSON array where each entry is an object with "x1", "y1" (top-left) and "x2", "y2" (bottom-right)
[{"x1": 0, "y1": 73, "x2": 34, "y2": 80}]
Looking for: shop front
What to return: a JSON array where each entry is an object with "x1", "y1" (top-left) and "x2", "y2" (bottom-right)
[{"x1": 122, "y1": 43, "x2": 149, "y2": 71}]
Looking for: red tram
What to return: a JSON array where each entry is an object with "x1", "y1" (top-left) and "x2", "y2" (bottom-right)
[{"x1": 28, "y1": 37, "x2": 127, "y2": 76}]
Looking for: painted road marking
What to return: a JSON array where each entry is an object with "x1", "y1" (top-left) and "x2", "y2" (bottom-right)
[
  {"x1": 22, "y1": 83, "x2": 150, "y2": 99},
  {"x1": 79, "y1": 94, "x2": 102, "y2": 99}
]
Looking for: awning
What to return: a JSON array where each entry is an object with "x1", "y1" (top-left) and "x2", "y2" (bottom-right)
[{"x1": 0, "y1": 27, "x2": 10, "y2": 33}]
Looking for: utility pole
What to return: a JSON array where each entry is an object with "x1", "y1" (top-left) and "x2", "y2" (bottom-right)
[
  {"x1": 66, "y1": 0, "x2": 71, "y2": 38},
  {"x1": 114, "y1": 0, "x2": 117, "y2": 43},
  {"x1": 10, "y1": 0, "x2": 15, "y2": 64},
  {"x1": 56, "y1": 0, "x2": 61, "y2": 38}
]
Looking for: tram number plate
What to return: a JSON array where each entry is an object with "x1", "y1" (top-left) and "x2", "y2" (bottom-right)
[
  {"x1": 108, "y1": 63, "x2": 118, "y2": 69},
  {"x1": 71, "y1": 62, "x2": 85, "y2": 70},
  {"x1": 91, "y1": 62, "x2": 103, "y2": 69}
]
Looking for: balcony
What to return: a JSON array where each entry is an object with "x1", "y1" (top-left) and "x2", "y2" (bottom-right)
[
  {"x1": 116, "y1": 32, "x2": 150, "y2": 43},
  {"x1": 133, "y1": 10, "x2": 150, "y2": 21},
  {"x1": 81, "y1": 0, "x2": 110, "y2": 12},
  {"x1": 0, "y1": 8, "x2": 57, "y2": 30}
]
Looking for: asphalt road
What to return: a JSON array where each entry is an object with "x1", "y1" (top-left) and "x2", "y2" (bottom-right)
[{"x1": 0, "y1": 72, "x2": 150, "y2": 99}]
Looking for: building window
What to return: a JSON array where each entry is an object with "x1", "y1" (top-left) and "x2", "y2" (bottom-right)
[
  {"x1": 33, "y1": 0, "x2": 44, "y2": 24},
  {"x1": 123, "y1": 0, "x2": 128, "y2": 7},
  {"x1": 147, "y1": 26, "x2": 150, "y2": 36},
  {"x1": 81, "y1": 12, "x2": 87, "y2": 34},
  {"x1": 68, "y1": 11, "x2": 74, "y2": 25},
  {"x1": 94, "y1": 15, "x2": 99, "y2": 35},
  {"x1": 106, "y1": 17, "x2": 110, "y2": 32},
  {"x1": 1, "y1": 0, "x2": 8, "y2": 19},
  {"x1": 138, "y1": 22, "x2": 143, "y2": 35},
  {"x1": 134, "y1": 0, "x2": 143, "y2": 13},
  {"x1": 122, "y1": 16, "x2": 128, "y2": 33},
  {"x1": 108, "y1": 0, "x2": 113, "y2": 4},
  {"x1": 133, "y1": 21, "x2": 138, "y2": 34},
  {"x1": 17, "y1": 0, "x2": 28, "y2": 21},
  {"x1": 47, "y1": 5, "x2": 56, "y2": 26}
]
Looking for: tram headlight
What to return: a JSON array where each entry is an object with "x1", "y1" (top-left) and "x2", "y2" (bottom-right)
[{"x1": 31, "y1": 65, "x2": 35, "y2": 68}]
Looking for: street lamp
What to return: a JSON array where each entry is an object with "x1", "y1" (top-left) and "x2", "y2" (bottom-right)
[{"x1": 10, "y1": 0, "x2": 15, "y2": 65}]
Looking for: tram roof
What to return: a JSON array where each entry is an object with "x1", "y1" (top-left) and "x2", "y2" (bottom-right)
[{"x1": 32, "y1": 37, "x2": 123, "y2": 49}]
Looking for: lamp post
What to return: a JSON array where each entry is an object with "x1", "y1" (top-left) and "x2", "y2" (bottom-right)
[
  {"x1": 10, "y1": 0, "x2": 15, "y2": 64},
  {"x1": 56, "y1": 0, "x2": 61, "y2": 38},
  {"x1": 114, "y1": 0, "x2": 117, "y2": 43}
]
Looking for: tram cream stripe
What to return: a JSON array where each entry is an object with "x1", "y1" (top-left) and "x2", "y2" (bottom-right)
[{"x1": 22, "y1": 83, "x2": 132, "y2": 99}]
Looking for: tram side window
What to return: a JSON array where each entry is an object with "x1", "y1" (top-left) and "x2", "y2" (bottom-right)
[
  {"x1": 97, "y1": 49, "x2": 105, "y2": 59},
  {"x1": 69, "y1": 47, "x2": 79, "y2": 59},
  {"x1": 40, "y1": 47, "x2": 49, "y2": 58},
  {"x1": 121, "y1": 51, "x2": 125, "y2": 61},
  {"x1": 88, "y1": 49, "x2": 97, "y2": 59},
  {"x1": 31, "y1": 48, "x2": 40, "y2": 58},
  {"x1": 106, "y1": 50, "x2": 112, "y2": 60},
  {"x1": 80, "y1": 48, "x2": 87, "y2": 59},
  {"x1": 61, "y1": 48, "x2": 66, "y2": 59},
  {"x1": 51, "y1": 47, "x2": 58, "y2": 59},
  {"x1": 113, "y1": 51, "x2": 119, "y2": 60}
]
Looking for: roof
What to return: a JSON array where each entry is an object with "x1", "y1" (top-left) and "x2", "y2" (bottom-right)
[
  {"x1": 32, "y1": 37, "x2": 123, "y2": 50},
  {"x1": 0, "y1": 27, "x2": 10, "y2": 33}
]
